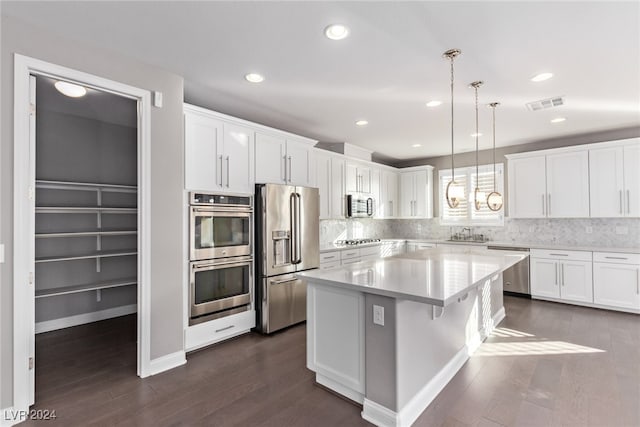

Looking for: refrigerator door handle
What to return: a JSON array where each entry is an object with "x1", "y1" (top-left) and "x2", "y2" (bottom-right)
[
  {"x1": 290, "y1": 193, "x2": 297, "y2": 264},
  {"x1": 292, "y1": 193, "x2": 302, "y2": 264}
]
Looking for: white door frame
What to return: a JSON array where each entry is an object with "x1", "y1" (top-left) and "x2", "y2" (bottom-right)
[{"x1": 12, "y1": 54, "x2": 152, "y2": 414}]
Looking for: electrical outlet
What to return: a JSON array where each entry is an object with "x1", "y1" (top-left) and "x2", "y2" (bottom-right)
[
  {"x1": 585, "y1": 226, "x2": 593, "y2": 234},
  {"x1": 615, "y1": 226, "x2": 628, "y2": 235},
  {"x1": 528, "y1": 226, "x2": 535, "y2": 233},
  {"x1": 373, "y1": 305, "x2": 384, "y2": 326}
]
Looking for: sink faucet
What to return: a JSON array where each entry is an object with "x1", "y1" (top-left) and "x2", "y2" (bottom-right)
[{"x1": 461, "y1": 227, "x2": 472, "y2": 240}]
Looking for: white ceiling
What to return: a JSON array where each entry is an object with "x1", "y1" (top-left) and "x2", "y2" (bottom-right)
[{"x1": 3, "y1": 1, "x2": 639, "y2": 161}]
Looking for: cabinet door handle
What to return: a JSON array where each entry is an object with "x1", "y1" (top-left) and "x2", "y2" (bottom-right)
[
  {"x1": 620, "y1": 190, "x2": 623, "y2": 215},
  {"x1": 550, "y1": 253, "x2": 569, "y2": 256},
  {"x1": 605, "y1": 256, "x2": 627, "y2": 260},
  {"x1": 555, "y1": 263, "x2": 558, "y2": 286},
  {"x1": 390, "y1": 201, "x2": 393, "y2": 216},
  {"x1": 226, "y1": 156, "x2": 230, "y2": 187},
  {"x1": 283, "y1": 155, "x2": 288, "y2": 182},
  {"x1": 288, "y1": 156, "x2": 292, "y2": 183},
  {"x1": 627, "y1": 189, "x2": 631, "y2": 214},
  {"x1": 548, "y1": 194, "x2": 551, "y2": 216},
  {"x1": 561, "y1": 263, "x2": 564, "y2": 286},
  {"x1": 218, "y1": 155, "x2": 224, "y2": 186},
  {"x1": 542, "y1": 194, "x2": 545, "y2": 215}
]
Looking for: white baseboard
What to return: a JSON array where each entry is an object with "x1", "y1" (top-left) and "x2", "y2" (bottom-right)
[
  {"x1": 316, "y1": 373, "x2": 364, "y2": 405},
  {"x1": 2, "y1": 407, "x2": 23, "y2": 427},
  {"x1": 149, "y1": 350, "x2": 186, "y2": 376},
  {"x1": 362, "y1": 399, "x2": 399, "y2": 427},
  {"x1": 35, "y1": 304, "x2": 137, "y2": 334}
]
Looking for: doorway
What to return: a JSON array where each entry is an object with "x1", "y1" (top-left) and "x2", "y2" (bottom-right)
[{"x1": 13, "y1": 55, "x2": 152, "y2": 415}]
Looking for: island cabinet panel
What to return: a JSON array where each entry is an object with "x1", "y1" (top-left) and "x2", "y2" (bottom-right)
[{"x1": 307, "y1": 284, "x2": 366, "y2": 401}]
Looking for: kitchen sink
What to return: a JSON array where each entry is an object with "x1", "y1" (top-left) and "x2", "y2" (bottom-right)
[{"x1": 445, "y1": 239, "x2": 491, "y2": 244}]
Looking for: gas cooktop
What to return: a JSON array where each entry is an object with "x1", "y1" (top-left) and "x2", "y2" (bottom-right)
[{"x1": 336, "y1": 238, "x2": 381, "y2": 246}]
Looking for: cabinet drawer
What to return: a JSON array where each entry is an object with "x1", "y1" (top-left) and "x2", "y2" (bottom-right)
[
  {"x1": 593, "y1": 252, "x2": 640, "y2": 264},
  {"x1": 319, "y1": 260, "x2": 341, "y2": 271},
  {"x1": 530, "y1": 248, "x2": 592, "y2": 261},
  {"x1": 341, "y1": 249, "x2": 361, "y2": 260},
  {"x1": 320, "y1": 251, "x2": 341, "y2": 263},
  {"x1": 341, "y1": 257, "x2": 362, "y2": 266},
  {"x1": 360, "y1": 245, "x2": 381, "y2": 257}
]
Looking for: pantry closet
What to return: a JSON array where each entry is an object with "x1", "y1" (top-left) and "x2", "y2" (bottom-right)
[{"x1": 31, "y1": 75, "x2": 139, "y2": 400}]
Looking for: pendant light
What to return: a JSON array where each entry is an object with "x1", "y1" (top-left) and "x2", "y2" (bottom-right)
[
  {"x1": 469, "y1": 81, "x2": 485, "y2": 210},
  {"x1": 486, "y1": 102, "x2": 504, "y2": 211},
  {"x1": 443, "y1": 49, "x2": 465, "y2": 208}
]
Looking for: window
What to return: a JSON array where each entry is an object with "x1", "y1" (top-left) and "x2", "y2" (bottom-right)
[{"x1": 439, "y1": 163, "x2": 504, "y2": 226}]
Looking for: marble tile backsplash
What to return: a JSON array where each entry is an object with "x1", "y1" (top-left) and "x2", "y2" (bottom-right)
[{"x1": 319, "y1": 218, "x2": 640, "y2": 249}]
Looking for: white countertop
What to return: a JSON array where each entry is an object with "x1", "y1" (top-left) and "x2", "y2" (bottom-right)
[
  {"x1": 319, "y1": 239, "x2": 640, "y2": 254},
  {"x1": 300, "y1": 247, "x2": 527, "y2": 306}
]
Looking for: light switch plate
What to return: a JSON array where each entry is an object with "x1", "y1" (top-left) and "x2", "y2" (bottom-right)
[
  {"x1": 153, "y1": 91, "x2": 163, "y2": 108},
  {"x1": 585, "y1": 226, "x2": 593, "y2": 234},
  {"x1": 373, "y1": 305, "x2": 384, "y2": 326}
]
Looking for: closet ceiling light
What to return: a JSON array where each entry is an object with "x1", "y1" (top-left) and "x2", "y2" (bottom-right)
[
  {"x1": 531, "y1": 72, "x2": 553, "y2": 82},
  {"x1": 550, "y1": 117, "x2": 566, "y2": 123},
  {"x1": 355, "y1": 120, "x2": 369, "y2": 126},
  {"x1": 471, "y1": 133, "x2": 483, "y2": 137},
  {"x1": 324, "y1": 24, "x2": 350, "y2": 40},
  {"x1": 412, "y1": 144, "x2": 422, "y2": 148},
  {"x1": 54, "y1": 81, "x2": 87, "y2": 98},
  {"x1": 245, "y1": 73, "x2": 265, "y2": 83},
  {"x1": 426, "y1": 100, "x2": 442, "y2": 107}
]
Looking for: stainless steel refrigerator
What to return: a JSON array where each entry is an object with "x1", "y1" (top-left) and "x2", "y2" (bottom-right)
[{"x1": 255, "y1": 183, "x2": 319, "y2": 333}]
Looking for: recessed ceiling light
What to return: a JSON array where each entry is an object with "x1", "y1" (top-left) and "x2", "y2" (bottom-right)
[
  {"x1": 325, "y1": 24, "x2": 350, "y2": 40},
  {"x1": 550, "y1": 117, "x2": 566, "y2": 123},
  {"x1": 471, "y1": 133, "x2": 483, "y2": 137},
  {"x1": 425, "y1": 100, "x2": 442, "y2": 107},
  {"x1": 531, "y1": 72, "x2": 553, "y2": 82},
  {"x1": 355, "y1": 120, "x2": 368, "y2": 126},
  {"x1": 245, "y1": 73, "x2": 264, "y2": 83},
  {"x1": 412, "y1": 144, "x2": 422, "y2": 148},
  {"x1": 54, "y1": 81, "x2": 87, "y2": 98}
]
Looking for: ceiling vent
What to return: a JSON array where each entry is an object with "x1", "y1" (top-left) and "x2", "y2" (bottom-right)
[{"x1": 526, "y1": 96, "x2": 565, "y2": 111}]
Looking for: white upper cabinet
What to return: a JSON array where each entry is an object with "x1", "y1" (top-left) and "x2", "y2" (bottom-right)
[
  {"x1": 398, "y1": 167, "x2": 433, "y2": 218},
  {"x1": 546, "y1": 151, "x2": 590, "y2": 218},
  {"x1": 222, "y1": 122, "x2": 254, "y2": 194},
  {"x1": 380, "y1": 170, "x2": 399, "y2": 218},
  {"x1": 508, "y1": 149, "x2": 589, "y2": 218},
  {"x1": 508, "y1": 156, "x2": 547, "y2": 218},
  {"x1": 370, "y1": 168, "x2": 381, "y2": 217},
  {"x1": 255, "y1": 132, "x2": 286, "y2": 184},
  {"x1": 589, "y1": 146, "x2": 624, "y2": 217},
  {"x1": 184, "y1": 106, "x2": 254, "y2": 194},
  {"x1": 287, "y1": 138, "x2": 315, "y2": 187},
  {"x1": 346, "y1": 162, "x2": 371, "y2": 193},
  {"x1": 331, "y1": 157, "x2": 346, "y2": 218},
  {"x1": 254, "y1": 133, "x2": 315, "y2": 187},
  {"x1": 590, "y1": 139, "x2": 640, "y2": 218},
  {"x1": 624, "y1": 143, "x2": 640, "y2": 217},
  {"x1": 184, "y1": 110, "x2": 222, "y2": 191},
  {"x1": 315, "y1": 151, "x2": 332, "y2": 219}
]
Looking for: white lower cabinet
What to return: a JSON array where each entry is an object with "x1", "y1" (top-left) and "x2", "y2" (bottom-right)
[
  {"x1": 593, "y1": 252, "x2": 640, "y2": 312},
  {"x1": 530, "y1": 249, "x2": 593, "y2": 304}
]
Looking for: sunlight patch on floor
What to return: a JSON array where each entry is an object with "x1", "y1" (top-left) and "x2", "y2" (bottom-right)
[{"x1": 475, "y1": 340, "x2": 605, "y2": 356}]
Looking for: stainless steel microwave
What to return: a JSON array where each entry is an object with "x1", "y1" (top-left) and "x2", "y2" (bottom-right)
[{"x1": 346, "y1": 194, "x2": 374, "y2": 218}]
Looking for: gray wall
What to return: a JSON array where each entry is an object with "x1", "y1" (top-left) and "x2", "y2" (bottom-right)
[
  {"x1": 393, "y1": 127, "x2": 640, "y2": 218},
  {"x1": 1, "y1": 15, "x2": 185, "y2": 408}
]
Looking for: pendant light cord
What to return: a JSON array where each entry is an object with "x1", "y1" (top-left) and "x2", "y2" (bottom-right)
[
  {"x1": 450, "y1": 56, "x2": 455, "y2": 177},
  {"x1": 492, "y1": 104, "x2": 496, "y2": 191},
  {"x1": 474, "y1": 85, "x2": 479, "y2": 187}
]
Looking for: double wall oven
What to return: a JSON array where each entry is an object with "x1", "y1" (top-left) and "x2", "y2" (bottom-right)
[{"x1": 189, "y1": 192, "x2": 253, "y2": 325}]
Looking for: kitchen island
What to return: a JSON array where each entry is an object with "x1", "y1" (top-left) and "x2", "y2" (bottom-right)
[{"x1": 299, "y1": 247, "x2": 527, "y2": 427}]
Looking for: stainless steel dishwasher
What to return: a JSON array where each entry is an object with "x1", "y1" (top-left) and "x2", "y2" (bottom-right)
[{"x1": 487, "y1": 246, "x2": 530, "y2": 297}]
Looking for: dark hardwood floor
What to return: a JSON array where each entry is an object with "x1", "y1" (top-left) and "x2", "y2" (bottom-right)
[{"x1": 23, "y1": 296, "x2": 639, "y2": 426}]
